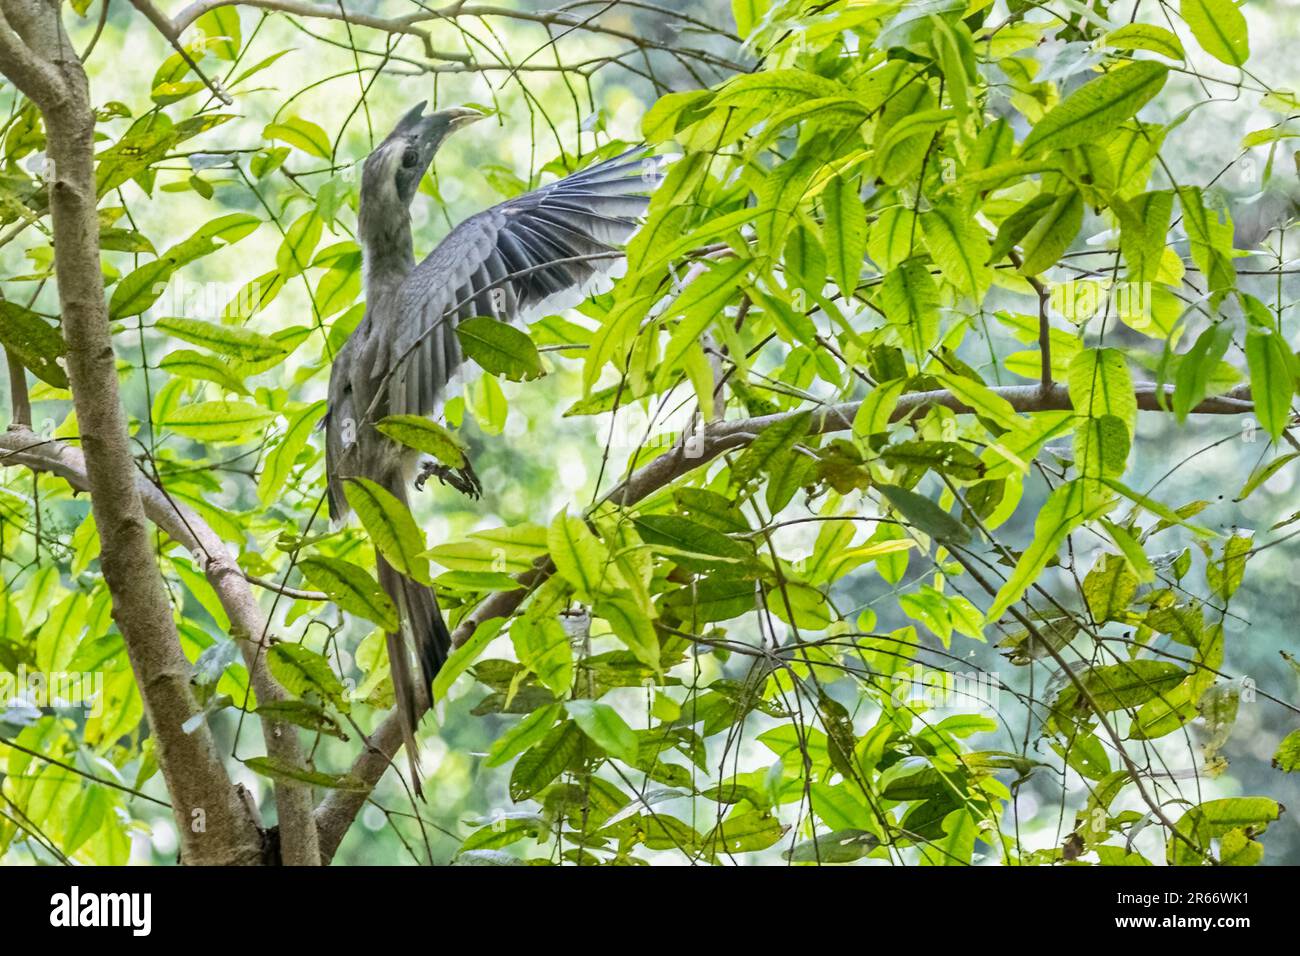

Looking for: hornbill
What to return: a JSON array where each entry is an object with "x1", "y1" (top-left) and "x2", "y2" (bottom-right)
[{"x1": 325, "y1": 103, "x2": 656, "y2": 794}]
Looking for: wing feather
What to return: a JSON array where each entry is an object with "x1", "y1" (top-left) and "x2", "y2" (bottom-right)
[{"x1": 381, "y1": 148, "x2": 660, "y2": 419}]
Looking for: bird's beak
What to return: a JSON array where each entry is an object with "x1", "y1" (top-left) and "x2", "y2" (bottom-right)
[{"x1": 439, "y1": 106, "x2": 487, "y2": 133}]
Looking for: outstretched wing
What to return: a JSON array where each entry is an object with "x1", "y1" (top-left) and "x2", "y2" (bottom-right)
[{"x1": 383, "y1": 147, "x2": 659, "y2": 420}]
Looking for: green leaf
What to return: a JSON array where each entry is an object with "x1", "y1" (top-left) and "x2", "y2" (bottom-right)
[
  {"x1": 244, "y1": 756, "x2": 367, "y2": 791},
  {"x1": 784, "y1": 829, "x2": 879, "y2": 863},
  {"x1": 1099, "y1": 518, "x2": 1156, "y2": 583},
  {"x1": 315, "y1": 259, "x2": 361, "y2": 318},
  {"x1": 664, "y1": 574, "x2": 757, "y2": 623},
  {"x1": 1103, "y1": 477, "x2": 1215, "y2": 536},
  {"x1": 1273, "y1": 729, "x2": 1300, "y2": 772},
  {"x1": 548, "y1": 512, "x2": 612, "y2": 599},
  {"x1": 109, "y1": 216, "x2": 262, "y2": 317},
  {"x1": 162, "y1": 401, "x2": 275, "y2": 443},
  {"x1": 263, "y1": 116, "x2": 332, "y2": 159},
  {"x1": 713, "y1": 69, "x2": 844, "y2": 111},
  {"x1": 868, "y1": 205, "x2": 914, "y2": 272},
  {"x1": 731, "y1": 410, "x2": 812, "y2": 484},
  {"x1": 1117, "y1": 190, "x2": 1174, "y2": 283},
  {"x1": 343, "y1": 477, "x2": 431, "y2": 585},
  {"x1": 1236, "y1": 451, "x2": 1299, "y2": 501},
  {"x1": 96, "y1": 113, "x2": 235, "y2": 196},
  {"x1": 952, "y1": 158, "x2": 1061, "y2": 196},
  {"x1": 595, "y1": 597, "x2": 661, "y2": 672},
  {"x1": 1180, "y1": 0, "x2": 1250, "y2": 67},
  {"x1": 853, "y1": 378, "x2": 907, "y2": 438},
  {"x1": 922, "y1": 203, "x2": 991, "y2": 302},
  {"x1": 988, "y1": 480, "x2": 1106, "y2": 620},
  {"x1": 757, "y1": 152, "x2": 820, "y2": 255},
  {"x1": 159, "y1": 349, "x2": 249, "y2": 394},
  {"x1": 511, "y1": 616, "x2": 572, "y2": 696},
  {"x1": 485, "y1": 703, "x2": 563, "y2": 768},
  {"x1": 1076, "y1": 413, "x2": 1131, "y2": 479},
  {"x1": 930, "y1": 16, "x2": 975, "y2": 122},
  {"x1": 1178, "y1": 187, "x2": 1236, "y2": 299},
  {"x1": 509, "y1": 720, "x2": 582, "y2": 800},
  {"x1": 706, "y1": 811, "x2": 788, "y2": 853},
  {"x1": 0, "y1": 301, "x2": 67, "y2": 387},
  {"x1": 881, "y1": 440, "x2": 986, "y2": 481},
  {"x1": 822, "y1": 173, "x2": 868, "y2": 299},
  {"x1": 730, "y1": 0, "x2": 768, "y2": 38},
  {"x1": 633, "y1": 514, "x2": 753, "y2": 567},
  {"x1": 1069, "y1": 348, "x2": 1137, "y2": 434},
  {"x1": 566, "y1": 700, "x2": 639, "y2": 764},
  {"x1": 63, "y1": 787, "x2": 108, "y2": 856},
  {"x1": 375, "y1": 414, "x2": 468, "y2": 468},
  {"x1": 276, "y1": 211, "x2": 322, "y2": 276},
  {"x1": 1168, "y1": 797, "x2": 1278, "y2": 865},
  {"x1": 1208, "y1": 532, "x2": 1252, "y2": 601},
  {"x1": 1173, "y1": 323, "x2": 1232, "y2": 420},
  {"x1": 456, "y1": 316, "x2": 545, "y2": 381},
  {"x1": 168, "y1": 213, "x2": 263, "y2": 268},
  {"x1": 432, "y1": 617, "x2": 505, "y2": 701},
  {"x1": 1104, "y1": 23, "x2": 1186, "y2": 60},
  {"x1": 298, "y1": 556, "x2": 397, "y2": 631},
  {"x1": 879, "y1": 257, "x2": 940, "y2": 357},
  {"x1": 785, "y1": 228, "x2": 827, "y2": 306},
  {"x1": 1083, "y1": 552, "x2": 1139, "y2": 622},
  {"x1": 1071, "y1": 660, "x2": 1188, "y2": 713},
  {"x1": 1018, "y1": 190, "x2": 1083, "y2": 276},
  {"x1": 1020, "y1": 61, "x2": 1169, "y2": 157},
  {"x1": 875, "y1": 109, "x2": 954, "y2": 184},
  {"x1": 877, "y1": 483, "x2": 971, "y2": 544},
  {"x1": 268, "y1": 643, "x2": 349, "y2": 710},
  {"x1": 935, "y1": 373, "x2": 1021, "y2": 430},
  {"x1": 37, "y1": 593, "x2": 87, "y2": 673},
  {"x1": 255, "y1": 700, "x2": 346, "y2": 739},
  {"x1": 1245, "y1": 324, "x2": 1295, "y2": 442},
  {"x1": 258, "y1": 400, "x2": 326, "y2": 503},
  {"x1": 658, "y1": 258, "x2": 752, "y2": 382},
  {"x1": 155, "y1": 316, "x2": 289, "y2": 363},
  {"x1": 195, "y1": 6, "x2": 241, "y2": 59},
  {"x1": 467, "y1": 372, "x2": 507, "y2": 434}
]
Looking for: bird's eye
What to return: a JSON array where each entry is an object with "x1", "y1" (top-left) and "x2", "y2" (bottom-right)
[{"x1": 401, "y1": 147, "x2": 419, "y2": 169}]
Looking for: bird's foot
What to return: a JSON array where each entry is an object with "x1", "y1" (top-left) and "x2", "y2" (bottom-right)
[{"x1": 415, "y1": 458, "x2": 482, "y2": 500}]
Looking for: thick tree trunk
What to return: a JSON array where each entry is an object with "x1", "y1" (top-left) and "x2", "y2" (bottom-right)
[{"x1": 0, "y1": 0, "x2": 265, "y2": 864}]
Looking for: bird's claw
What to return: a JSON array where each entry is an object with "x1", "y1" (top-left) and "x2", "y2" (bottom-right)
[{"x1": 415, "y1": 458, "x2": 482, "y2": 500}]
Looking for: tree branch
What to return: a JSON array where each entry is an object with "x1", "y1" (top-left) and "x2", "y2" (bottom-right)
[
  {"x1": 127, "y1": 0, "x2": 233, "y2": 104},
  {"x1": 1006, "y1": 249, "x2": 1053, "y2": 392},
  {"x1": 0, "y1": 0, "x2": 267, "y2": 865},
  {"x1": 171, "y1": 0, "x2": 438, "y2": 55},
  {"x1": 166, "y1": 0, "x2": 744, "y2": 70},
  {"x1": 0, "y1": 427, "x2": 321, "y2": 864},
  {"x1": 4, "y1": 349, "x2": 31, "y2": 429},
  {"x1": 313, "y1": 378, "x2": 1254, "y2": 861}
]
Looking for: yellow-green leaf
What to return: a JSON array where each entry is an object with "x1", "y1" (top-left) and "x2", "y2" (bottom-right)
[
  {"x1": 1181, "y1": 0, "x2": 1249, "y2": 67},
  {"x1": 343, "y1": 477, "x2": 431, "y2": 585},
  {"x1": 1021, "y1": 61, "x2": 1169, "y2": 158},
  {"x1": 375, "y1": 414, "x2": 468, "y2": 468},
  {"x1": 298, "y1": 555, "x2": 397, "y2": 631},
  {"x1": 988, "y1": 480, "x2": 1107, "y2": 620},
  {"x1": 163, "y1": 401, "x2": 275, "y2": 443}
]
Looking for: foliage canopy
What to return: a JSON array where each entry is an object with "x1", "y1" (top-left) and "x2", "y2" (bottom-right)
[{"x1": 0, "y1": 0, "x2": 1298, "y2": 866}]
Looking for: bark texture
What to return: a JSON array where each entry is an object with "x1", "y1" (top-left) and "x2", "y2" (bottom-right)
[{"x1": 0, "y1": 0, "x2": 265, "y2": 864}]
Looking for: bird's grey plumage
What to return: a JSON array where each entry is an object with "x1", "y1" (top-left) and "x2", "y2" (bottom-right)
[{"x1": 325, "y1": 103, "x2": 658, "y2": 794}]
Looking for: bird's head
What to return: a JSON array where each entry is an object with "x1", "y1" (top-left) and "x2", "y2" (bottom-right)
[{"x1": 361, "y1": 103, "x2": 485, "y2": 210}]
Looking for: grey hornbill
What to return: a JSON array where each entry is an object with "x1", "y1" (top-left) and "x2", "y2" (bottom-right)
[{"x1": 325, "y1": 103, "x2": 656, "y2": 794}]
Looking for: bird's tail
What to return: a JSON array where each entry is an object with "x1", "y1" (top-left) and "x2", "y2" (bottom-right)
[{"x1": 374, "y1": 478, "x2": 451, "y2": 800}]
